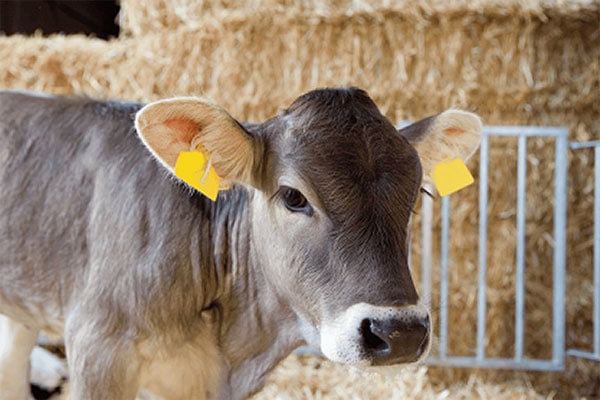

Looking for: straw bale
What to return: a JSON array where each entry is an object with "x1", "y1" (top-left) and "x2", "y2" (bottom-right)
[
  {"x1": 118, "y1": 0, "x2": 599, "y2": 37},
  {"x1": 1, "y1": 0, "x2": 599, "y2": 398}
]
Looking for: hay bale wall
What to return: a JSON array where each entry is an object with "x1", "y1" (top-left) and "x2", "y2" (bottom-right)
[{"x1": 1, "y1": 0, "x2": 598, "y2": 398}]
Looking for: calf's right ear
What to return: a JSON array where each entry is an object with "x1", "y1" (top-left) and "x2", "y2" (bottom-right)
[
  {"x1": 135, "y1": 97, "x2": 258, "y2": 188},
  {"x1": 398, "y1": 110, "x2": 482, "y2": 178}
]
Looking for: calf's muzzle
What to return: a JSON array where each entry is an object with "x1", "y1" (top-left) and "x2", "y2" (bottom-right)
[
  {"x1": 360, "y1": 312, "x2": 430, "y2": 365},
  {"x1": 320, "y1": 303, "x2": 430, "y2": 366}
]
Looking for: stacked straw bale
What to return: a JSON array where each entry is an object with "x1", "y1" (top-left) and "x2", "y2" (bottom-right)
[{"x1": 1, "y1": 0, "x2": 598, "y2": 398}]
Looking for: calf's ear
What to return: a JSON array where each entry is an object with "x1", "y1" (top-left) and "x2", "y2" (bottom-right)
[
  {"x1": 398, "y1": 110, "x2": 482, "y2": 177},
  {"x1": 135, "y1": 97, "x2": 257, "y2": 187}
]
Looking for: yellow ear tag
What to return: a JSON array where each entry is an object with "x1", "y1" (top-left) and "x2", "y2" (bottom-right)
[
  {"x1": 430, "y1": 158, "x2": 474, "y2": 197},
  {"x1": 174, "y1": 148, "x2": 221, "y2": 201}
]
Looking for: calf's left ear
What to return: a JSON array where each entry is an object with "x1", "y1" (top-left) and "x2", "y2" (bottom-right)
[
  {"x1": 398, "y1": 110, "x2": 482, "y2": 177},
  {"x1": 135, "y1": 97, "x2": 257, "y2": 188}
]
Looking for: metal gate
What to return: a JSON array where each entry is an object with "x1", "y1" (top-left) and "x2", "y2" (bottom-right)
[
  {"x1": 418, "y1": 126, "x2": 600, "y2": 370},
  {"x1": 566, "y1": 140, "x2": 600, "y2": 362}
]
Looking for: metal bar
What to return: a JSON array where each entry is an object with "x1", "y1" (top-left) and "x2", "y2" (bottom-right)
[
  {"x1": 569, "y1": 140, "x2": 600, "y2": 150},
  {"x1": 477, "y1": 133, "x2": 490, "y2": 361},
  {"x1": 567, "y1": 146, "x2": 600, "y2": 361},
  {"x1": 566, "y1": 349, "x2": 600, "y2": 361},
  {"x1": 484, "y1": 126, "x2": 566, "y2": 137},
  {"x1": 425, "y1": 356, "x2": 564, "y2": 371},
  {"x1": 439, "y1": 195, "x2": 451, "y2": 358},
  {"x1": 421, "y1": 185, "x2": 434, "y2": 306},
  {"x1": 515, "y1": 135, "x2": 527, "y2": 361},
  {"x1": 551, "y1": 129, "x2": 568, "y2": 370},
  {"x1": 594, "y1": 145, "x2": 600, "y2": 356}
]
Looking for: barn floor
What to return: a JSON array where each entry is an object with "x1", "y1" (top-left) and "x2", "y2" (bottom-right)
[{"x1": 251, "y1": 353, "x2": 550, "y2": 400}]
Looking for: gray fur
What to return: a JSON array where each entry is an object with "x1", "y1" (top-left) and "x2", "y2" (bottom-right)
[{"x1": 0, "y1": 88, "x2": 431, "y2": 399}]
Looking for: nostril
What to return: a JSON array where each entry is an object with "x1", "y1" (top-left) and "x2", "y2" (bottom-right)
[
  {"x1": 418, "y1": 315, "x2": 431, "y2": 344},
  {"x1": 415, "y1": 316, "x2": 430, "y2": 352},
  {"x1": 359, "y1": 314, "x2": 431, "y2": 365},
  {"x1": 422, "y1": 315, "x2": 431, "y2": 331},
  {"x1": 360, "y1": 318, "x2": 389, "y2": 353}
]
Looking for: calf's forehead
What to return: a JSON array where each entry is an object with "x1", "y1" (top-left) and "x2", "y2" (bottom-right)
[{"x1": 274, "y1": 88, "x2": 423, "y2": 217}]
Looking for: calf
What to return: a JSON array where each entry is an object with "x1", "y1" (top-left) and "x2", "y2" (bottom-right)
[{"x1": 0, "y1": 88, "x2": 481, "y2": 399}]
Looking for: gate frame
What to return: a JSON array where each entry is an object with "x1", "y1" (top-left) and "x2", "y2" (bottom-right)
[
  {"x1": 566, "y1": 140, "x2": 600, "y2": 362},
  {"x1": 419, "y1": 125, "x2": 579, "y2": 371}
]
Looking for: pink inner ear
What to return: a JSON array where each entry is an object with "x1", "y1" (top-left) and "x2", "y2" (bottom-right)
[
  {"x1": 165, "y1": 119, "x2": 200, "y2": 146},
  {"x1": 444, "y1": 128, "x2": 464, "y2": 136}
]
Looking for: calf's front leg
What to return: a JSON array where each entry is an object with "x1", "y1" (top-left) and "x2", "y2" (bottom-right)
[
  {"x1": 66, "y1": 313, "x2": 142, "y2": 400},
  {"x1": 0, "y1": 314, "x2": 39, "y2": 400}
]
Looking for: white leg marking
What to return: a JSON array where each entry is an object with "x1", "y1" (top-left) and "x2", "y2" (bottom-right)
[{"x1": 29, "y1": 346, "x2": 67, "y2": 393}]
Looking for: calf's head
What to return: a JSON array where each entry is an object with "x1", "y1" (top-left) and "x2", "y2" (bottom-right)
[{"x1": 135, "y1": 88, "x2": 481, "y2": 367}]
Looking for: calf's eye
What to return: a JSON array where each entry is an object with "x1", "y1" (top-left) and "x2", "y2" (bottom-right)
[{"x1": 281, "y1": 187, "x2": 313, "y2": 216}]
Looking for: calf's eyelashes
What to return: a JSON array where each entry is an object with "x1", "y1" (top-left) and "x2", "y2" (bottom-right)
[{"x1": 280, "y1": 186, "x2": 313, "y2": 216}]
